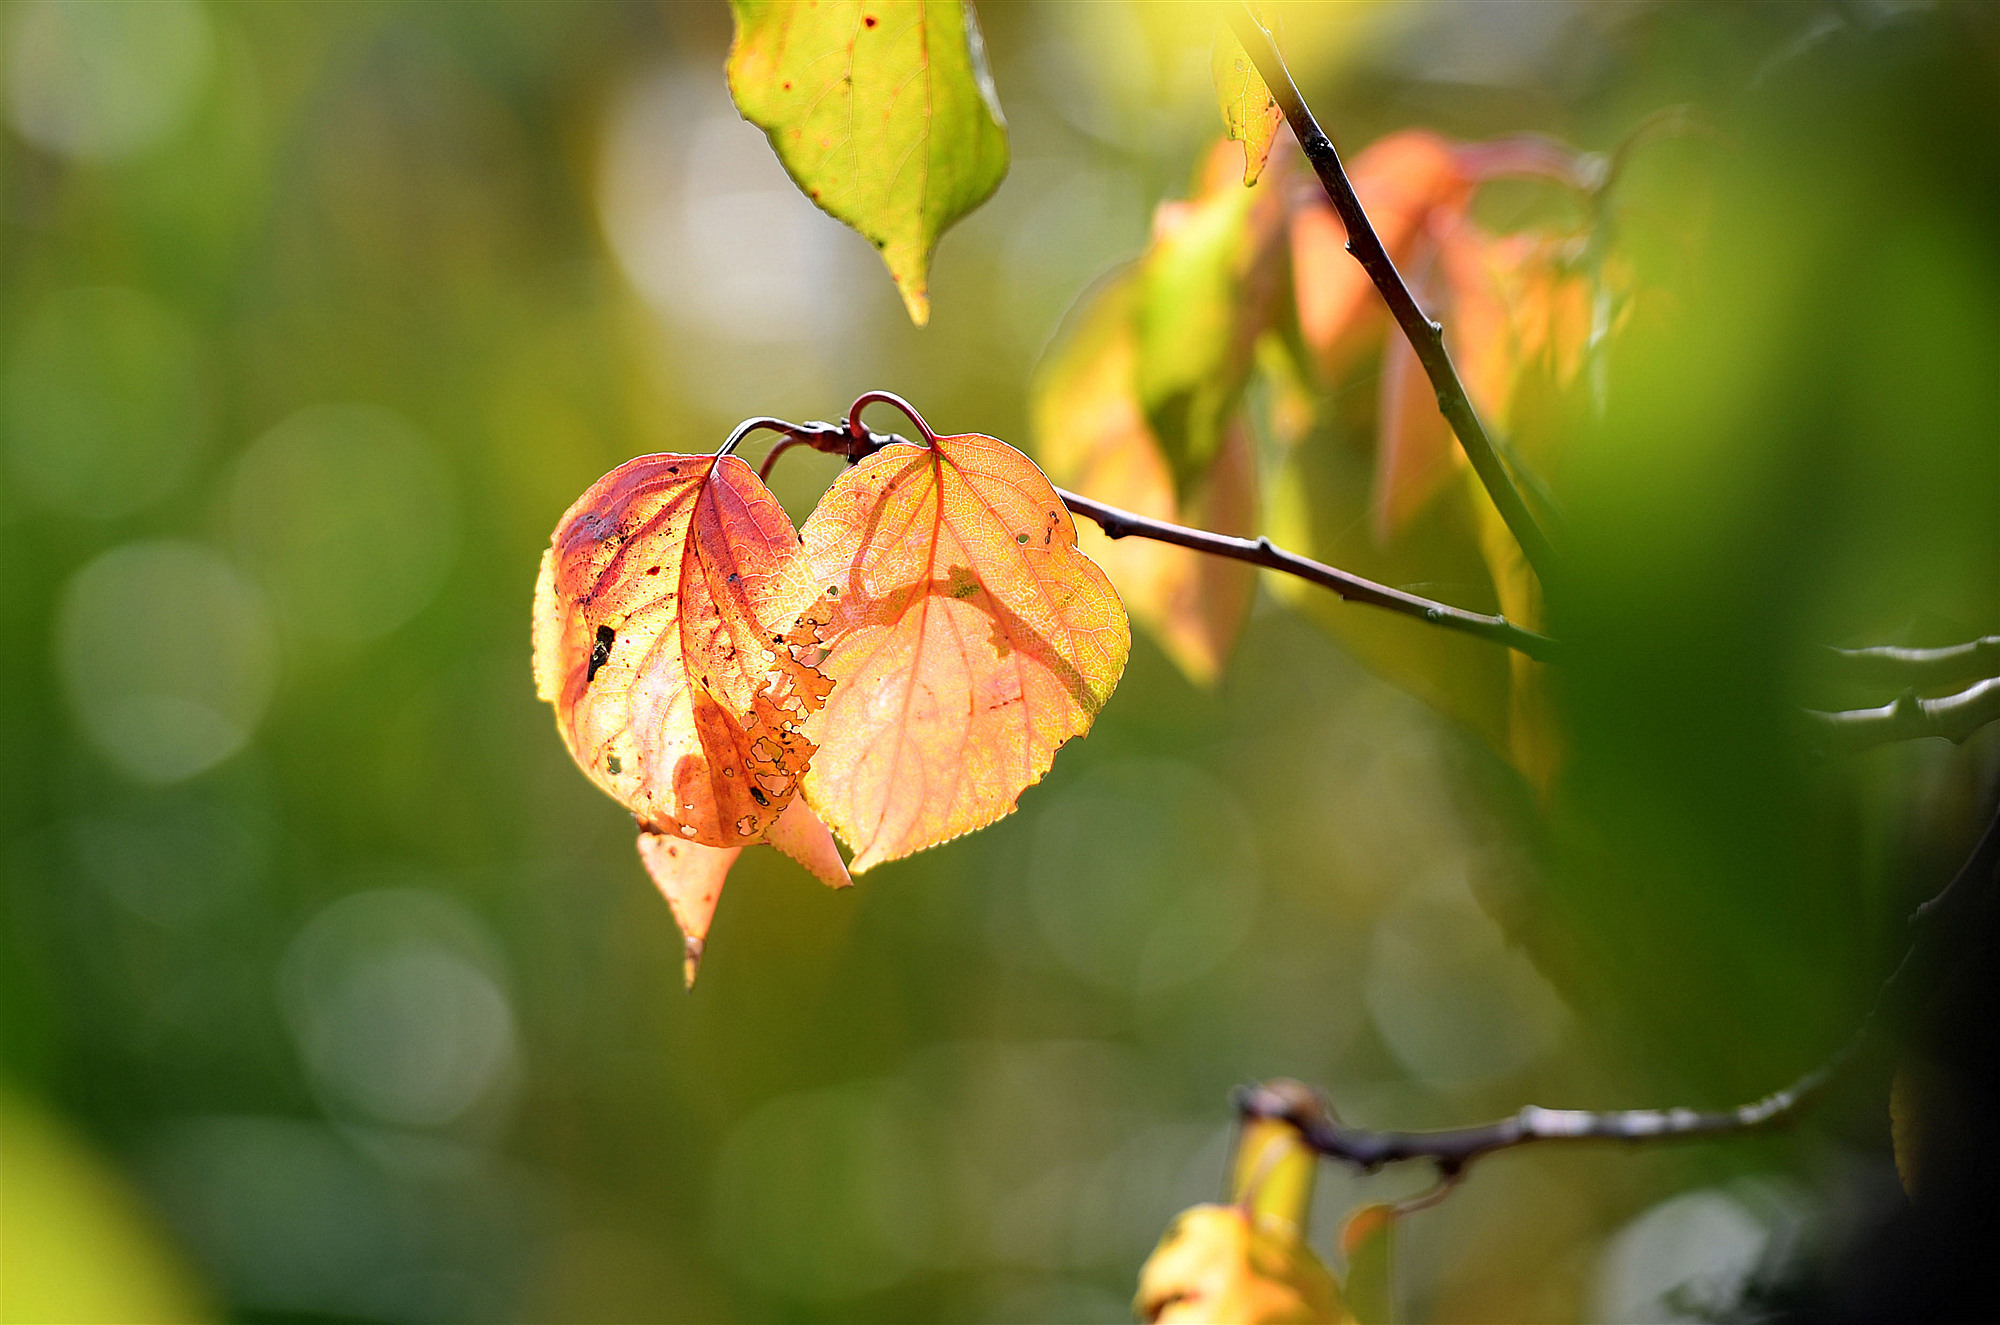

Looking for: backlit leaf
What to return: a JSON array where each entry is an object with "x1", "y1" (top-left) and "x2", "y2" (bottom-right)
[
  {"x1": 798, "y1": 422, "x2": 1129, "y2": 871},
  {"x1": 1032, "y1": 270, "x2": 1255, "y2": 686},
  {"x1": 726, "y1": 0, "x2": 1010, "y2": 326},
  {"x1": 1137, "y1": 142, "x2": 1289, "y2": 493},
  {"x1": 1135, "y1": 1204, "x2": 1349, "y2": 1325},
  {"x1": 1212, "y1": 7, "x2": 1283, "y2": 186},
  {"x1": 535, "y1": 452, "x2": 846, "y2": 981},
  {"x1": 533, "y1": 452, "x2": 825, "y2": 844}
]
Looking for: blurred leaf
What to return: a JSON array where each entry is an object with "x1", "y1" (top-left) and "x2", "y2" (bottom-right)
[
  {"x1": 725, "y1": 0, "x2": 1009, "y2": 326},
  {"x1": 1031, "y1": 271, "x2": 1257, "y2": 685},
  {"x1": 1135, "y1": 1204, "x2": 1349, "y2": 1325},
  {"x1": 799, "y1": 427, "x2": 1129, "y2": 870},
  {"x1": 1211, "y1": 7, "x2": 1283, "y2": 187},
  {"x1": 1138, "y1": 143, "x2": 1289, "y2": 494},
  {"x1": 0, "y1": 1087, "x2": 209, "y2": 1324},
  {"x1": 1339, "y1": 1204, "x2": 1397, "y2": 1325},
  {"x1": 1230, "y1": 1115, "x2": 1317, "y2": 1234},
  {"x1": 1290, "y1": 132, "x2": 1469, "y2": 383}
]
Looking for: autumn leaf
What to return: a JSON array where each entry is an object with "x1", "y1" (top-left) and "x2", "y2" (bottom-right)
[
  {"x1": 1212, "y1": 6, "x2": 1283, "y2": 186},
  {"x1": 797, "y1": 409, "x2": 1129, "y2": 872},
  {"x1": 1031, "y1": 270, "x2": 1256, "y2": 686},
  {"x1": 726, "y1": 0, "x2": 1009, "y2": 326},
  {"x1": 637, "y1": 795, "x2": 850, "y2": 987},
  {"x1": 1290, "y1": 131, "x2": 1470, "y2": 382},
  {"x1": 1137, "y1": 141, "x2": 1290, "y2": 494},
  {"x1": 1135, "y1": 1205, "x2": 1349, "y2": 1325},
  {"x1": 534, "y1": 451, "x2": 850, "y2": 982}
]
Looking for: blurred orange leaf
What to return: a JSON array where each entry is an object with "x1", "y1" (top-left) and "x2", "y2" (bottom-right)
[
  {"x1": 1032, "y1": 271, "x2": 1256, "y2": 686},
  {"x1": 799, "y1": 422, "x2": 1129, "y2": 871},
  {"x1": 1135, "y1": 1204, "x2": 1349, "y2": 1325}
]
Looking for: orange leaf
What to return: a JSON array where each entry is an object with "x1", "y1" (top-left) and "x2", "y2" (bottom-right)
[
  {"x1": 799, "y1": 411, "x2": 1130, "y2": 871},
  {"x1": 533, "y1": 452, "x2": 827, "y2": 847},
  {"x1": 1291, "y1": 131, "x2": 1471, "y2": 381},
  {"x1": 1371, "y1": 237, "x2": 1460, "y2": 543},
  {"x1": 1031, "y1": 272, "x2": 1256, "y2": 685},
  {"x1": 636, "y1": 831, "x2": 741, "y2": 988}
]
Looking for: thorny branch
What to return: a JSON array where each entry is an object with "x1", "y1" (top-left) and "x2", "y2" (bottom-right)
[
  {"x1": 745, "y1": 410, "x2": 1561, "y2": 663},
  {"x1": 1224, "y1": 2, "x2": 1561, "y2": 590},
  {"x1": 1239, "y1": 794, "x2": 2000, "y2": 1181}
]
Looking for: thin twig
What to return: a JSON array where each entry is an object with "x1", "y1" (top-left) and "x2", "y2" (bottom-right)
[
  {"x1": 1224, "y1": 3, "x2": 1560, "y2": 589},
  {"x1": 1824, "y1": 636, "x2": 2000, "y2": 692},
  {"x1": 1239, "y1": 795, "x2": 2000, "y2": 1177},
  {"x1": 754, "y1": 413, "x2": 1560, "y2": 663},
  {"x1": 1806, "y1": 677, "x2": 2000, "y2": 755}
]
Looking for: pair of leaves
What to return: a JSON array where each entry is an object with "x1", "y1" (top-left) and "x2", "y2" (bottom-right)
[
  {"x1": 726, "y1": 0, "x2": 1009, "y2": 326},
  {"x1": 533, "y1": 412, "x2": 1128, "y2": 981}
]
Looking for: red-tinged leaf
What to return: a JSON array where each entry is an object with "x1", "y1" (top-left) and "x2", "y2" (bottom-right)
[
  {"x1": 798, "y1": 413, "x2": 1129, "y2": 871},
  {"x1": 532, "y1": 452, "x2": 827, "y2": 846},
  {"x1": 1031, "y1": 272, "x2": 1256, "y2": 686},
  {"x1": 1291, "y1": 131, "x2": 1471, "y2": 381},
  {"x1": 636, "y1": 830, "x2": 741, "y2": 989},
  {"x1": 1371, "y1": 238, "x2": 1459, "y2": 543}
]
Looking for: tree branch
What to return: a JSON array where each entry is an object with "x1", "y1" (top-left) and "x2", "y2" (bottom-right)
[
  {"x1": 1224, "y1": 3, "x2": 1561, "y2": 590},
  {"x1": 1824, "y1": 636, "x2": 2000, "y2": 692},
  {"x1": 1806, "y1": 677, "x2": 2000, "y2": 755},
  {"x1": 751, "y1": 412, "x2": 1560, "y2": 663},
  {"x1": 1240, "y1": 793, "x2": 2000, "y2": 1178}
]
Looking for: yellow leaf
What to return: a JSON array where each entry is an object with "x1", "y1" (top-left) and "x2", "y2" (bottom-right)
[
  {"x1": 1212, "y1": 8, "x2": 1284, "y2": 186},
  {"x1": 1136, "y1": 1204, "x2": 1350, "y2": 1325}
]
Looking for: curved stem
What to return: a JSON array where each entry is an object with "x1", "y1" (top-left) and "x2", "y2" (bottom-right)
[
  {"x1": 715, "y1": 416, "x2": 795, "y2": 458},
  {"x1": 1825, "y1": 636, "x2": 2000, "y2": 692},
  {"x1": 757, "y1": 436, "x2": 807, "y2": 483},
  {"x1": 847, "y1": 390, "x2": 937, "y2": 448},
  {"x1": 1225, "y1": 2, "x2": 1561, "y2": 590}
]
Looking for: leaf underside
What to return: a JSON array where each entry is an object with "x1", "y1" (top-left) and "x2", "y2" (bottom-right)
[{"x1": 727, "y1": 0, "x2": 1010, "y2": 326}]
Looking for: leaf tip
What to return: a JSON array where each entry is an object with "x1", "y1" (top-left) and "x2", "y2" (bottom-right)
[{"x1": 682, "y1": 935, "x2": 705, "y2": 989}]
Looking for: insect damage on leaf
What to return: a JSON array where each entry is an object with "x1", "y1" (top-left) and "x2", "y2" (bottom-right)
[
  {"x1": 797, "y1": 413, "x2": 1129, "y2": 872},
  {"x1": 726, "y1": 0, "x2": 1010, "y2": 326},
  {"x1": 534, "y1": 451, "x2": 851, "y2": 985}
]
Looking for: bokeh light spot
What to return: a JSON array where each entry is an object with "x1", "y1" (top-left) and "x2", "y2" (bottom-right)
[{"x1": 4, "y1": 0, "x2": 214, "y2": 161}]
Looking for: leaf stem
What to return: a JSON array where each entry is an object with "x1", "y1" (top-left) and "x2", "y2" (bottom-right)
[
  {"x1": 1824, "y1": 636, "x2": 2000, "y2": 692},
  {"x1": 1224, "y1": 2, "x2": 1561, "y2": 590},
  {"x1": 745, "y1": 410, "x2": 1560, "y2": 663},
  {"x1": 1239, "y1": 794, "x2": 2000, "y2": 1180}
]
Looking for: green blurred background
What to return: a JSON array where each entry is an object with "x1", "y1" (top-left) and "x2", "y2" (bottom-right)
[{"x1": 4, "y1": 2, "x2": 1998, "y2": 1321}]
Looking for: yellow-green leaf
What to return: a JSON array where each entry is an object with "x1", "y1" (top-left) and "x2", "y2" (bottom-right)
[
  {"x1": 726, "y1": 0, "x2": 1010, "y2": 326},
  {"x1": 1339, "y1": 1204, "x2": 1398, "y2": 1325},
  {"x1": 1137, "y1": 143, "x2": 1287, "y2": 494},
  {"x1": 1212, "y1": 9, "x2": 1283, "y2": 186}
]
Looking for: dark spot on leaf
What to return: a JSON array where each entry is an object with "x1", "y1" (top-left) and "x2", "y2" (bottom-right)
[
  {"x1": 782, "y1": 80, "x2": 791, "y2": 90},
  {"x1": 750, "y1": 786, "x2": 770, "y2": 807},
  {"x1": 864, "y1": 14, "x2": 877, "y2": 26},
  {"x1": 647, "y1": 566, "x2": 661, "y2": 575},
  {"x1": 587, "y1": 625, "x2": 615, "y2": 683},
  {"x1": 727, "y1": 572, "x2": 740, "y2": 583},
  {"x1": 1016, "y1": 532, "x2": 1030, "y2": 544},
  {"x1": 606, "y1": 754, "x2": 622, "y2": 775}
]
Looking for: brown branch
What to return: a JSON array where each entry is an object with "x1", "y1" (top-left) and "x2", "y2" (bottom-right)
[
  {"x1": 755, "y1": 411, "x2": 1560, "y2": 663},
  {"x1": 1806, "y1": 677, "x2": 2000, "y2": 755},
  {"x1": 1241, "y1": 793, "x2": 2000, "y2": 1178},
  {"x1": 1224, "y1": 3, "x2": 1561, "y2": 589}
]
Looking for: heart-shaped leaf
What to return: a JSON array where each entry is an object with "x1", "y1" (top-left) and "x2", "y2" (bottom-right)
[
  {"x1": 726, "y1": 0, "x2": 1010, "y2": 326},
  {"x1": 798, "y1": 411, "x2": 1129, "y2": 871},
  {"x1": 533, "y1": 451, "x2": 828, "y2": 845}
]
